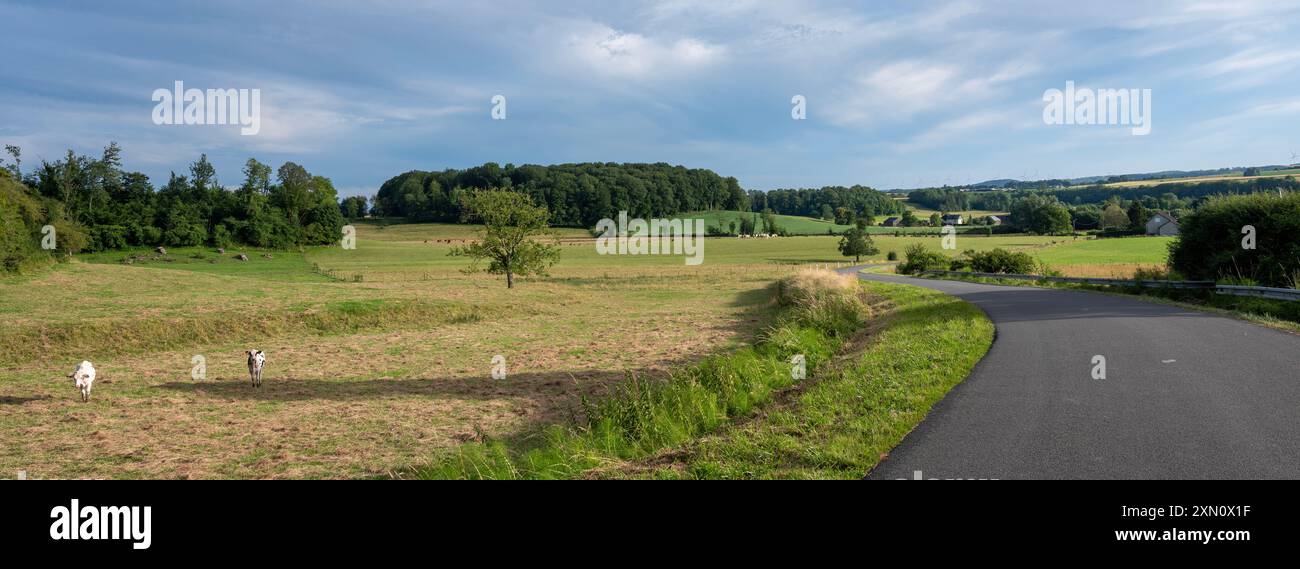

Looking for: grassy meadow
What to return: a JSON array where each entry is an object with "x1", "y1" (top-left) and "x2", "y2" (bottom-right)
[
  {"x1": 669, "y1": 210, "x2": 854, "y2": 235},
  {"x1": 0, "y1": 221, "x2": 1144, "y2": 479},
  {"x1": 1031, "y1": 236, "x2": 1174, "y2": 278}
]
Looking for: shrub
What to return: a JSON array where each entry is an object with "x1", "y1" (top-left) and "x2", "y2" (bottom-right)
[
  {"x1": 0, "y1": 175, "x2": 48, "y2": 271},
  {"x1": 966, "y1": 248, "x2": 1037, "y2": 274},
  {"x1": 163, "y1": 221, "x2": 208, "y2": 247},
  {"x1": 130, "y1": 224, "x2": 163, "y2": 246},
  {"x1": 89, "y1": 225, "x2": 128, "y2": 252},
  {"x1": 50, "y1": 219, "x2": 89, "y2": 256},
  {"x1": 896, "y1": 243, "x2": 950, "y2": 275},
  {"x1": 241, "y1": 208, "x2": 300, "y2": 249},
  {"x1": 886, "y1": 250, "x2": 898, "y2": 261},
  {"x1": 211, "y1": 224, "x2": 235, "y2": 249},
  {"x1": 1169, "y1": 192, "x2": 1300, "y2": 287}
]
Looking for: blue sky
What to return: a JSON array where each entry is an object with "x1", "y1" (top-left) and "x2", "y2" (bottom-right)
[{"x1": 3, "y1": 0, "x2": 1299, "y2": 196}]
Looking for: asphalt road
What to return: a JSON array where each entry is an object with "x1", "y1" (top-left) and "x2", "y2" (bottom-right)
[{"x1": 844, "y1": 270, "x2": 1300, "y2": 479}]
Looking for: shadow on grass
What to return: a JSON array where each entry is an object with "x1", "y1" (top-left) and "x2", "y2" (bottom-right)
[
  {"x1": 153, "y1": 366, "x2": 682, "y2": 404},
  {"x1": 0, "y1": 394, "x2": 51, "y2": 405}
]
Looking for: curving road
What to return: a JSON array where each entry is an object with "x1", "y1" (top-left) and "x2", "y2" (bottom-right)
[{"x1": 843, "y1": 269, "x2": 1300, "y2": 480}]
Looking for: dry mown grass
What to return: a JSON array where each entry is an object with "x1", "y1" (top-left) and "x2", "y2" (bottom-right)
[
  {"x1": 1, "y1": 240, "x2": 794, "y2": 478},
  {"x1": 1052, "y1": 263, "x2": 1167, "y2": 279}
]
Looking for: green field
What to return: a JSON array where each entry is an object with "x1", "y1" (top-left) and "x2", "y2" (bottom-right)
[
  {"x1": 1102, "y1": 169, "x2": 1299, "y2": 188},
  {"x1": 669, "y1": 210, "x2": 853, "y2": 235},
  {"x1": 1031, "y1": 236, "x2": 1173, "y2": 277}
]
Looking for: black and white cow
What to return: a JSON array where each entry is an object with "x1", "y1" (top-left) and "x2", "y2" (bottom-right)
[{"x1": 246, "y1": 350, "x2": 266, "y2": 388}]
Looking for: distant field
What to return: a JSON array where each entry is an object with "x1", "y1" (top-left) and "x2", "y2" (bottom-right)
[
  {"x1": 670, "y1": 210, "x2": 852, "y2": 235},
  {"x1": 1260, "y1": 168, "x2": 1300, "y2": 177},
  {"x1": 1032, "y1": 236, "x2": 1174, "y2": 278},
  {"x1": 1102, "y1": 170, "x2": 1298, "y2": 188}
]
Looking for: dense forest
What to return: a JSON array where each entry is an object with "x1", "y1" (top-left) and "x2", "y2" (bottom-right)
[
  {"x1": 0, "y1": 143, "x2": 345, "y2": 271},
  {"x1": 906, "y1": 188, "x2": 1015, "y2": 212},
  {"x1": 376, "y1": 162, "x2": 749, "y2": 226},
  {"x1": 376, "y1": 163, "x2": 904, "y2": 226}
]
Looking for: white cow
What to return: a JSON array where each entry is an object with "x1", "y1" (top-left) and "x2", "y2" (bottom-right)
[{"x1": 68, "y1": 361, "x2": 96, "y2": 403}]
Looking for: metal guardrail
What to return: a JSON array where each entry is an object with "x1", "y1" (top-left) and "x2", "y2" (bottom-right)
[
  {"x1": 1215, "y1": 284, "x2": 1300, "y2": 301},
  {"x1": 920, "y1": 270, "x2": 1300, "y2": 301}
]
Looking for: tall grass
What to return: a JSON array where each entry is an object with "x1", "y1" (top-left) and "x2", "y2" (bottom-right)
[
  {"x1": 622, "y1": 282, "x2": 995, "y2": 479},
  {"x1": 412, "y1": 269, "x2": 869, "y2": 479}
]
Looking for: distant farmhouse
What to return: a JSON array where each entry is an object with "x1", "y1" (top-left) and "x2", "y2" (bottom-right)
[
  {"x1": 941, "y1": 214, "x2": 964, "y2": 225},
  {"x1": 1145, "y1": 211, "x2": 1180, "y2": 236},
  {"x1": 882, "y1": 216, "x2": 901, "y2": 227}
]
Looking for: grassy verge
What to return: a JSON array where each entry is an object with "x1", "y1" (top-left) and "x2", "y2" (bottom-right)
[
  {"x1": 408, "y1": 269, "x2": 870, "y2": 479},
  {"x1": 919, "y1": 272, "x2": 1300, "y2": 334},
  {"x1": 600, "y1": 282, "x2": 993, "y2": 479}
]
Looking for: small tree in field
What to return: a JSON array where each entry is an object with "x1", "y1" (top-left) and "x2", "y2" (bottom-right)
[
  {"x1": 450, "y1": 190, "x2": 560, "y2": 288},
  {"x1": 838, "y1": 220, "x2": 879, "y2": 262}
]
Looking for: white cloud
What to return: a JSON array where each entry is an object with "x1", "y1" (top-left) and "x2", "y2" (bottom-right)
[
  {"x1": 554, "y1": 21, "x2": 726, "y2": 81},
  {"x1": 1204, "y1": 48, "x2": 1300, "y2": 76},
  {"x1": 894, "y1": 109, "x2": 1017, "y2": 152},
  {"x1": 829, "y1": 59, "x2": 1035, "y2": 127}
]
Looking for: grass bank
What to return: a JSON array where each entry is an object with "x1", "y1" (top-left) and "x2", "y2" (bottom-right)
[
  {"x1": 600, "y1": 281, "x2": 994, "y2": 479},
  {"x1": 0, "y1": 296, "x2": 485, "y2": 368},
  {"x1": 409, "y1": 269, "x2": 871, "y2": 479}
]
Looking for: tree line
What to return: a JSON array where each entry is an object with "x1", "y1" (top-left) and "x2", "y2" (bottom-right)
[
  {"x1": 0, "y1": 143, "x2": 346, "y2": 269},
  {"x1": 376, "y1": 163, "x2": 905, "y2": 227},
  {"x1": 376, "y1": 162, "x2": 749, "y2": 227},
  {"x1": 1032, "y1": 177, "x2": 1300, "y2": 207},
  {"x1": 748, "y1": 185, "x2": 906, "y2": 221}
]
